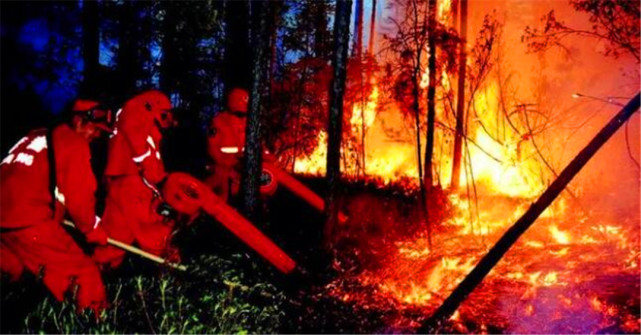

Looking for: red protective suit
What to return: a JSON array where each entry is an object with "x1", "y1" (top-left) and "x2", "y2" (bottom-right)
[
  {"x1": 93, "y1": 91, "x2": 175, "y2": 269},
  {"x1": 205, "y1": 111, "x2": 246, "y2": 201},
  {"x1": 0, "y1": 125, "x2": 106, "y2": 313}
]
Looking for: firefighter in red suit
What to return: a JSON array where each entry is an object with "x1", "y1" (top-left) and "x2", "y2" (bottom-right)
[
  {"x1": 0, "y1": 99, "x2": 112, "y2": 314},
  {"x1": 93, "y1": 90, "x2": 178, "y2": 269},
  {"x1": 206, "y1": 88, "x2": 249, "y2": 201},
  {"x1": 206, "y1": 88, "x2": 279, "y2": 200}
]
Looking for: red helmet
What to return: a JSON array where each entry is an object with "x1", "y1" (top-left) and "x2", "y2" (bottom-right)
[
  {"x1": 227, "y1": 88, "x2": 249, "y2": 114},
  {"x1": 71, "y1": 99, "x2": 113, "y2": 133},
  {"x1": 134, "y1": 90, "x2": 174, "y2": 129}
]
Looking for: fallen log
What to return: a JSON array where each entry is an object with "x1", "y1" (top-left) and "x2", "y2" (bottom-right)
[{"x1": 419, "y1": 93, "x2": 640, "y2": 333}]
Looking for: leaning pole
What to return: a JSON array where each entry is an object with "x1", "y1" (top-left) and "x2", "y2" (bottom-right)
[{"x1": 419, "y1": 92, "x2": 640, "y2": 333}]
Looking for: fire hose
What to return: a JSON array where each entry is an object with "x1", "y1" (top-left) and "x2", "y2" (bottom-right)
[
  {"x1": 162, "y1": 172, "x2": 298, "y2": 274},
  {"x1": 220, "y1": 147, "x2": 348, "y2": 223},
  {"x1": 263, "y1": 161, "x2": 348, "y2": 224}
]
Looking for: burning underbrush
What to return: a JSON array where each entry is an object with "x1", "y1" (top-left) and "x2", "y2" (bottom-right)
[{"x1": 318, "y1": 186, "x2": 640, "y2": 334}]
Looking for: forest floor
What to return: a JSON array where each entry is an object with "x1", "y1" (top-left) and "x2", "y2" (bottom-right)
[{"x1": 1, "y1": 177, "x2": 639, "y2": 333}]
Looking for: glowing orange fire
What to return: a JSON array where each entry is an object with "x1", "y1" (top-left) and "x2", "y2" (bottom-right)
[{"x1": 287, "y1": 0, "x2": 638, "y2": 332}]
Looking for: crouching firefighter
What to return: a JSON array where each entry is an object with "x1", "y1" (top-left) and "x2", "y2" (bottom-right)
[
  {"x1": 0, "y1": 98, "x2": 112, "y2": 314},
  {"x1": 93, "y1": 90, "x2": 182, "y2": 269}
]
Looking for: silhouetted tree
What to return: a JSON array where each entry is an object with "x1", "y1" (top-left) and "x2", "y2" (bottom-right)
[
  {"x1": 451, "y1": 0, "x2": 467, "y2": 189},
  {"x1": 324, "y1": 0, "x2": 353, "y2": 246},
  {"x1": 241, "y1": 0, "x2": 271, "y2": 221}
]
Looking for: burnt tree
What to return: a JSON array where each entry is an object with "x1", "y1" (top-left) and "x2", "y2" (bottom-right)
[
  {"x1": 368, "y1": 0, "x2": 377, "y2": 53},
  {"x1": 421, "y1": 93, "x2": 641, "y2": 332},
  {"x1": 115, "y1": 1, "x2": 143, "y2": 101},
  {"x1": 424, "y1": 0, "x2": 436, "y2": 190},
  {"x1": 450, "y1": 0, "x2": 467, "y2": 189},
  {"x1": 223, "y1": 0, "x2": 251, "y2": 90},
  {"x1": 241, "y1": 1, "x2": 270, "y2": 221},
  {"x1": 324, "y1": 0, "x2": 353, "y2": 245},
  {"x1": 353, "y1": 0, "x2": 364, "y2": 58},
  {"x1": 81, "y1": 0, "x2": 99, "y2": 88}
]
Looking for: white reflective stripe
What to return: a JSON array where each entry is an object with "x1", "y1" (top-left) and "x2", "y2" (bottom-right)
[
  {"x1": 93, "y1": 216, "x2": 101, "y2": 229},
  {"x1": 146, "y1": 136, "x2": 156, "y2": 149},
  {"x1": 156, "y1": 151, "x2": 161, "y2": 159},
  {"x1": 26, "y1": 136, "x2": 47, "y2": 152},
  {"x1": 8, "y1": 137, "x2": 28, "y2": 154},
  {"x1": 55, "y1": 187, "x2": 66, "y2": 205},
  {"x1": 141, "y1": 177, "x2": 162, "y2": 197},
  {"x1": 1, "y1": 154, "x2": 14, "y2": 165},
  {"x1": 132, "y1": 149, "x2": 152, "y2": 163},
  {"x1": 221, "y1": 147, "x2": 240, "y2": 154},
  {"x1": 14, "y1": 153, "x2": 34, "y2": 166}
]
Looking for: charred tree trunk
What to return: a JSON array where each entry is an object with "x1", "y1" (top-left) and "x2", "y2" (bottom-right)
[
  {"x1": 268, "y1": 1, "x2": 282, "y2": 97},
  {"x1": 368, "y1": 0, "x2": 377, "y2": 53},
  {"x1": 116, "y1": 1, "x2": 141, "y2": 100},
  {"x1": 413, "y1": 64, "x2": 425, "y2": 215},
  {"x1": 353, "y1": 0, "x2": 363, "y2": 58},
  {"x1": 81, "y1": 0, "x2": 99, "y2": 89},
  {"x1": 241, "y1": 0, "x2": 270, "y2": 221},
  {"x1": 223, "y1": 0, "x2": 251, "y2": 90},
  {"x1": 313, "y1": 0, "x2": 330, "y2": 60},
  {"x1": 450, "y1": 0, "x2": 468, "y2": 189},
  {"x1": 160, "y1": 1, "x2": 174, "y2": 94},
  {"x1": 423, "y1": 0, "x2": 437, "y2": 245},
  {"x1": 424, "y1": 0, "x2": 436, "y2": 190},
  {"x1": 420, "y1": 93, "x2": 641, "y2": 332},
  {"x1": 324, "y1": 0, "x2": 353, "y2": 245}
]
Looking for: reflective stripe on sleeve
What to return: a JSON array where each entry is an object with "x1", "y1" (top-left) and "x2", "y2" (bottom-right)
[
  {"x1": 132, "y1": 149, "x2": 152, "y2": 163},
  {"x1": 221, "y1": 147, "x2": 240, "y2": 154},
  {"x1": 54, "y1": 187, "x2": 66, "y2": 205}
]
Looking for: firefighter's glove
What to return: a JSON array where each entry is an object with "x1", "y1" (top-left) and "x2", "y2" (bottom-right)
[{"x1": 85, "y1": 226, "x2": 109, "y2": 246}]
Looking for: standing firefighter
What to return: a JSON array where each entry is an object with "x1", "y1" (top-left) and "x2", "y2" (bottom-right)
[
  {"x1": 206, "y1": 88, "x2": 250, "y2": 201},
  {"x1": 0, "y1": 99, "x2": 112, "y2": 314},
  {"x1": 93, "y1": 90, "x2": 179, "y2": 269}
]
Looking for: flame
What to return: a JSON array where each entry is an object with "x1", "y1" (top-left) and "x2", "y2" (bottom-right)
[
  {"x1": 549, "y1": 225, "x2": 571, "y2": 244},
  {"x1": 350, "y1": 86, "x2": 379, "y2": 133},
  {"x1": 285, "y1": 1, "x2": 638, "y2": 329}
]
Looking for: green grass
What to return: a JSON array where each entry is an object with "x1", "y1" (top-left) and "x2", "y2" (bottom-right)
[{"x1": 15, "y1": 254, "x2": 287, "y2": 334}]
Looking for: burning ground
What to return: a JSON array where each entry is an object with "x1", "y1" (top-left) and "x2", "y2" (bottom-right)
[{"x1": 317, "y1": 188, "x2": 640, "y2": 333}]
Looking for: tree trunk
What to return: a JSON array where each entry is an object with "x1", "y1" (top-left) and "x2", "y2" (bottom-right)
[
  {"x1": 324, "y1": 0, "x2": 353, "y2": 246},
  {"x1": 241, "y1": 0, "x2": 270, "y2": 221},
  {"x1": 413, "y1": 63, "x2": 426, "y2": 217},
  {"x1": 313, "y1": 1, "x2": 330, "y2": 59},
  {"x1": 450, "y1": 0, "x2": 468, "y2": 189},
  {"x1": 116, "y1": 1, "x2": 141, "y2": 100},
  {"x1": 223, "y1": 0, "x2": 251, "y2": 90},
  {"x1": 81, "y1": 0, "x2": 99, "y2": 89},
  {"x1": 424, "y1": 0, "x2": 436, "y2": 190},
  {"x1": 353, "y1": 0, "x2": 363, "y2": 58},
  {"x1": 160, "y1": 1, "x2": 174, "y2": 94},
  {"x1": 423, "y1": 0, "x2": 437, "y2": 246},
  {"x1": 368, "y1": 0, "x2": 377, "y2": 54},
  {"x1": 420, "y1": 93, "x2": 641, "y2": 332}
]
